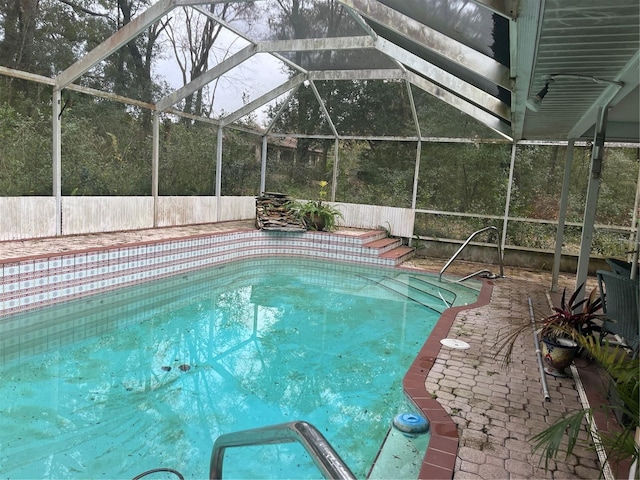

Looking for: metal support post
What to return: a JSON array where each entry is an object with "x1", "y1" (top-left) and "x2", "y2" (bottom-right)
[
  {"x1": 331, "y1": 139, "x2": 339, "y2": 202},
  {"x1": 215, "y1": 126, "x2": 223, "y2": 222},
  {"x1": 260, "y1": 136, "x2": 268, "y2": 194},
  {"x1": 152, "y1": 112, "x2": 159, "y2": 227},
  {"x1": 575, "y1": 107, "x2": 608, "y2": 295},
  {"x1": 551, "y1": 140, "x2": 574, "y2": 292},
  {"x1": 52, "y1": 88, "x2": 62, "y2": 235},
  {"x1": 501, "y1": 142, "x2": 517, "y2": 256}
]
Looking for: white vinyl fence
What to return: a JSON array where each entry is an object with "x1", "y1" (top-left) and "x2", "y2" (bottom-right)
[
  {"x1": 332, "y1": 202, "x2": 414, "y2": 238},
  {"x1": 63, "y1": 197, "x2": 155, "y2": 235},
  {"x1": 0, "y1": 197, "x2": 57, "y2": 240},
  {"x1": 0, "y1": 196, "x2": 414, "y2": 241}
]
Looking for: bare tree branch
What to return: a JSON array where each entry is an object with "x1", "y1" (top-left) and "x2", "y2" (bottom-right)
[{"x1": 56, "y1": 0, "x2": 110, "y2": 18}]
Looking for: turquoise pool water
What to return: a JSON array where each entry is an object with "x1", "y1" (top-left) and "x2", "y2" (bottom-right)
[{"x1": 0, "y1": 258, "x2": 478, "y2": 479}]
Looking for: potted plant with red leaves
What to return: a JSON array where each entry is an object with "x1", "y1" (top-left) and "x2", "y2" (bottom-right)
[
  {"x1": 495, "y1": 283, "x2": 603, "y2": 377},
  {"x1": 537, "y1": 286, "x2": 603, "y2": 376}
]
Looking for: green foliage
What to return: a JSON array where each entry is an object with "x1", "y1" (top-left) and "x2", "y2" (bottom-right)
[
  {"x1": 0, "y1": 0, "x2": 111, "y2": 76},
  {"x1": 539, "y1": 286, "x2": 603, "y2": 339},
  {"x1": 221, "y1": 129, "x2": 261, "y2": 196},
  {"x1": 417, "y1": 142, "x2": 512, "y2": 215},
  {"x1": 598, "y1": 147, "x2": 639, "y2": 226},
  {"x1": 412, "y1": 87, "x2": 504, "y2": 139},
  {"x1": 336, "y1": 141, "x2": 415, "y2": 207},
  {"x1": 493, "y1": 283, "x2": 602, "y2": 368},
  {"x1": 532, "y1": 337, "x2": 639, "y2": 473},
  {"x1": 414, "y1": 213, "x2": 500, "y2": 241},
  {"x1": 62, "y1": 98, "x2": 151, "y2": 195},
  {"x1": 159, "y1": 119, "x2": 218, "y2": 195},
  {"x1": 289, "y1": 199, "x2": 343, "y2": 231},
  {"x1": 265, "y1": 138, "x2": 334, "y2": 200},
  {"x1": 505, "y1": 222, "x2": 557, "y2": 250},
  {"x1": 287, "y1": 180, "x2": 343, "y2": 231},
  {"x1": 324, "y1": 80, "x2": 416, "y2": 137},
  {"x1": 510, "y1": 144, "x2": 569, "y2": 218},
  {"x1": 0, "y1": 100, "x2": 52, "y2": 195}
]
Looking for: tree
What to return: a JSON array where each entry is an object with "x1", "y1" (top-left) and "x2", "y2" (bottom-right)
[{"x1": 165, "y1": 3, "x2": 258, "y2": 119}]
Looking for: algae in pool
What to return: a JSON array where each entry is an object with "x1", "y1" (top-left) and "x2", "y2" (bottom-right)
[{"x1": 0, "y1": 258, "x2": 476, "y2": 479}]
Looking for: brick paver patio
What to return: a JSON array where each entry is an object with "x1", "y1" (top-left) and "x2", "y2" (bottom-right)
[{"x1": 419, "y1": 276, "x2": 602, "y2": 479}]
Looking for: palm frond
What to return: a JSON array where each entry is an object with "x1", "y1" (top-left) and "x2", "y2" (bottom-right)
[{"x1": 532, "y1": 409, "x2": 590, "y2": 470}]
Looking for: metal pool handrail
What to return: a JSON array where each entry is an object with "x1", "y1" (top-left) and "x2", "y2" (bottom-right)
[
  {"x1": 209, "y1": 421, "x2": 356, "y2": 480},
  {"x1": 439, "y1": 226, "x2": 504, "y2": 282}
]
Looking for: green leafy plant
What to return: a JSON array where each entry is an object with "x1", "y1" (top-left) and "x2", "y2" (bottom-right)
[
  {"x1": 289, "y1": 181, "x2": 343, "y2": 231},
  {"x1": 494, "y1": 283, "x2": 603, "y2": 367},
  {"x1": 494, "y1": 286, "x2": 638, "y2": 475},
  {"x1": 532, "y1": 336, "x2": 639, "y2": 473}
]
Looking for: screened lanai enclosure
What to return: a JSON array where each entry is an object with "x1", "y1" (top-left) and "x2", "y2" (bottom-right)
[{"x1": 1, "y1": 0, "x2": 639, "y2": 291}]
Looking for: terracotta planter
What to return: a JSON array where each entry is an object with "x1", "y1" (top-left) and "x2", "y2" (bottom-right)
[{"x1": 541, "y1": 336, "x2": 579, "y2": 377}]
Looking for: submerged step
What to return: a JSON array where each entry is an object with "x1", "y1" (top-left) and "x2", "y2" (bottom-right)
[
  {"x1": 359, "y1": 276, "x2": 445, "y2": 314},
  {"x1": 368, "y1": 427, "x2": 429, "y2": 480},
  {"x1": 396, "y1": 275, "x2": 457, "y2": 306}
]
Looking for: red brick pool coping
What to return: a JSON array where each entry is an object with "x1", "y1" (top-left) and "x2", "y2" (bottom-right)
[{"x1": 403, "y1": 278, "x2": 494, "y2": 480}]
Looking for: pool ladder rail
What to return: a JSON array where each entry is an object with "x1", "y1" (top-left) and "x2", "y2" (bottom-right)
[
  {"x1": 209, "y1": 420, "x2": 356, "y2": 480},
  {"x1": 439, "y1": 226, "x2": 504, "y2": 283},
  {"x1": 132, "y1": 421, "x2": 354, "y2": 480}
]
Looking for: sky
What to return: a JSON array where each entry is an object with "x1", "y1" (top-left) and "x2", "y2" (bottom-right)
[{"x1": 153, "y1": 17, "x2": 290, "y2": 126}]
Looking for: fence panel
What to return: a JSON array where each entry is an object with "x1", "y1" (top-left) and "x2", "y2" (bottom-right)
[
  {"x1": 63, "y1": 197, "x2": 154, "y2": 235},
  {"x1": 0, "y1": 197, "x2": 57, "y2": 240}
]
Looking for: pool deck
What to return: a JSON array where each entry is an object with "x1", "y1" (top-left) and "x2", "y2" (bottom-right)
[{"x1": 0, "y1": 222, "x2": 628, "y2": 479}]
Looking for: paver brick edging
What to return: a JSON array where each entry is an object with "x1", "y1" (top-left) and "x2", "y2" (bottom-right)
[{"x1": 402, "y1": 279, "x2": 494, "y2": 480}]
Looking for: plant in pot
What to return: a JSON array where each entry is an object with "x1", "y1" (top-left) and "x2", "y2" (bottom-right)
[
  {"x1": 537, "y1": 286, "x2": 604, "y2": 377},
  {"x1": 289, "y1": 181, "x2": 343, "y2": 232},
  {"x1": 495, "y1": 284, "x2": 603, "y2": 377}
]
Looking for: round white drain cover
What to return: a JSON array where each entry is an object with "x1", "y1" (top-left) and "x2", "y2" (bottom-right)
[{"x1": 440, "y1": 338, "x2": 470, "y2": 350}]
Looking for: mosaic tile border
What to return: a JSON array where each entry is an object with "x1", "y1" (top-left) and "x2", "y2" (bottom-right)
[{"x1": 0, "y1": 229, "x2": 402, "y2": 316}]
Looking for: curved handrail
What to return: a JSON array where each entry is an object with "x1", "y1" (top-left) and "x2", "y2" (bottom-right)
[
  {"x1": 209, "y1": 421, "x2": 356, "y2": 480},
  {"x1": 439, "y1": 226, "x2": 504, "y2": 282}
]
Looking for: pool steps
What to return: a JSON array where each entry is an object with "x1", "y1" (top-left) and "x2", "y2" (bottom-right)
[
  {"x1": 357, "y1": 275, "x2": 444, "y2": 315},
  {"x1": 0, "y1": 228, "x2": 414, "y2": 317}
]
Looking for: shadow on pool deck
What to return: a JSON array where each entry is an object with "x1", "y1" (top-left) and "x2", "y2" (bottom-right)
[{"x1": 0, "y1": 222, "x2": 626, "y2": 479}]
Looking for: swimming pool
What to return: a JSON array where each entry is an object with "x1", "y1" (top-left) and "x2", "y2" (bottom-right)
[{"x1": 0, "y1": 258, "x2": 479, "y2": 479}]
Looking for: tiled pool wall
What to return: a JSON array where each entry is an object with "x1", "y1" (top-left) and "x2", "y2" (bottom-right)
[{"x1": 1, "y1": 228, "x2": 396, "y2": 317}]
